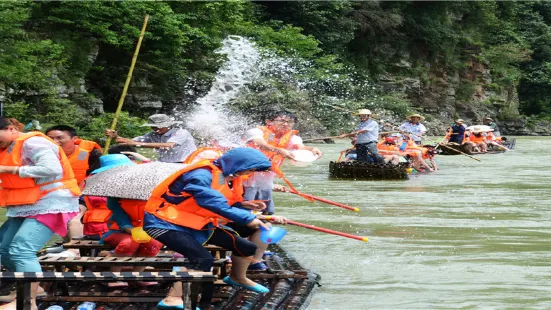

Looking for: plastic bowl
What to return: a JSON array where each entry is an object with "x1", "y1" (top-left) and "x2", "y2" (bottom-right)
[
  {"x1": 289, "y1": 150, "x2": 319, "y2": 167},
  {"x1": 259, "y1": 226, "x2": 287, "y2": 244}
]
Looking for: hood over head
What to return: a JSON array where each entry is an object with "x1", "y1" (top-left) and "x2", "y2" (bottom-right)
[{"x1": 214, "y1": 147, "x2": 272, "y2": 176}]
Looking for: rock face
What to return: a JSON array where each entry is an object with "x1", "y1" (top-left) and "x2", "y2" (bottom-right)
[{"x1": 377, "y1": 55, "x2": 533, "y2": 136}]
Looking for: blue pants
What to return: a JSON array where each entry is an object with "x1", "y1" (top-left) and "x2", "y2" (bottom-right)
[
  {"x1": 356, "y1": 142, "x2": 384, "y2": 163},
  {"x1": 0, "y1": 218, "x2": 54, "y2": 272}
]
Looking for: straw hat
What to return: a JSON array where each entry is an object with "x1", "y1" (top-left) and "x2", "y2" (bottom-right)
[
  {"x1": 455, "y1": 119, "x2": 465, "y2": 123},
  {"x1": 142, "y1": 114, "x2": 183, "y2": 128},
  {"x1": 407, "y1": 114, "x2": 425, "y2": 121},
  {"x1": 484, "y1": 117, "x2": 494, "y2": 122},
  {"x1": 467, "y1": 125, "x2": 494, "y2": 133},
  {"x1": 353, "y1": 109, "x2": 372, "y2": 116}
]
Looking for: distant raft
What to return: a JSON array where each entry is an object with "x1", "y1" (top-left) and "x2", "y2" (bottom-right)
[
  {"x1": 440, "y1": 138, "x2": 516, "y2": 155},
  {"x1": 329, "y1": 161, "x2": 409, "y2": 180}
]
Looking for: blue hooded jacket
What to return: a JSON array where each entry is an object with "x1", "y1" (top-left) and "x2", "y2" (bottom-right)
[{"x1": 143, "y1": 148, "x2": 271, "y2": 244}]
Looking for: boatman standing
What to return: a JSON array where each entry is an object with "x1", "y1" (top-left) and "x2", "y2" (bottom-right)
[
  {"x1": 483, "y1": 117, "x2": 501, "y2": 137},
  {"x1": 105, "y1": 114, "x2": 197, "y2": 163},
  {"x1": 339, "y1": 109, "x2": 384, "y2": 164}
]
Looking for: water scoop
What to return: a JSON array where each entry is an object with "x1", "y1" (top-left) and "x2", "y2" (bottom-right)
[{"x1": 259, "y1": 226, "x2": 287, "y2": 244}]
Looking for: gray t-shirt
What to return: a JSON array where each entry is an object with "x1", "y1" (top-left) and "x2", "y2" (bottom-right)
[{"x1": 133, "y1": 128, "x2": 197, "y2": 163}]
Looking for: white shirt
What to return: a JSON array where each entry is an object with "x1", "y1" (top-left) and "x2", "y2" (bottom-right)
[
  {"x1": 398, "y1": 122, "x2": 427, "y2": 142},
  {"x1": 133, "y1": 128, "x2": 197, "y2": 163}
]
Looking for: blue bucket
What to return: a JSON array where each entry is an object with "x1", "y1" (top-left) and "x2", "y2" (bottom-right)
[{"x1": 259, "y1": 226, "x2": 287, "y2": 244}]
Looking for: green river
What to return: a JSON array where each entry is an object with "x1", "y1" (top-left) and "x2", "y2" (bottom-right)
[
  {"x1": 1, "y1": 137, "x2": 549, "y2": 309},
  {"x1": 276, "y1": 137, "x2": 551, "y2": 309}
]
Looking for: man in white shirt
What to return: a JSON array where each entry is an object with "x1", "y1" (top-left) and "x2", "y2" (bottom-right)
[
  {"x1": 105, "y1": 114, "x2": 196, "y2": 163},
  {"x1": 399, "y1": 114, "x2": 427, "y2": 145}
]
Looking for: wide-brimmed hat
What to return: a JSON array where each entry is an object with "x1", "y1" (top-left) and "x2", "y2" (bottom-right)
[
  {"x1": 484, "y1": 117, "x2": 494, "y2": 121},
  {"x1": 141, "y1": 114, "x2": 183, "y2": 128},
  {"x1": 467, "y1": 125, "x2": 494, "y2": 133},
  {"x1": 353, "y1": 109, "x2": 372, "y2": 116},
  {"x1": 407, "y1": 114, "x2": 425, "y2": 121},
  {"x1": 91, "y1": 154, "x2": 135, "y2": 174},
  {"x1": 455, "y1": 119, "x2": 465, "y2": 123}
]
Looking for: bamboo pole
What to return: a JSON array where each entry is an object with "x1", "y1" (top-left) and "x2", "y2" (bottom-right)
[
  {"x1": 265, "y1": 217, "x2": 368, "y2": 242},
  {"x1": 103, "y1": 15, "x2": 150, "y2": 154}
]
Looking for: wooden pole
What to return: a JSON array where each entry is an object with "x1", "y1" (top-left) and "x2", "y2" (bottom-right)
[
  {"x1": 103, "y1": 15, "x2": 150, "y2": 154},
  {"x1": 302, "y1": 135, "x2": 343, "y2": 143},
  {"x1": 265, "y1": 217, "x2": 368, "y2": 242}
]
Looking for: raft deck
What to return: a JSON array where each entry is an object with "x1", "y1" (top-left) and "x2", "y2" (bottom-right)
[
  {"x1": 329, "y1": 161, "x2": 409, "y2": 180},
  {"x1": 21, "y1": 244, "x2": 320, "y2": 310}
]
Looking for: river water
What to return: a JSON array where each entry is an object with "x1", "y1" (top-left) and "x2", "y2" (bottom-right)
[
  {"x1": 276, "y1": 136, "x2": 551, "y2": 309},
  {"x1": 0, "y1": 137, "x2": 548, "y2": 309}
]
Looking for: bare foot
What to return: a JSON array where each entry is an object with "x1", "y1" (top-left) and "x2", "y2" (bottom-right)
[{"x1": 161, "y1": 296, "x2": 184, "y2": 307}]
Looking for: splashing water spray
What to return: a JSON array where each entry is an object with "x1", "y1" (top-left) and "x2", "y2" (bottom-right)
[{"x1": 183, "y1": 36, "x2": 260, "y2": 145}]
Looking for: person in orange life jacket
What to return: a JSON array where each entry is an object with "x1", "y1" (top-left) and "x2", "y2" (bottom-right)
[
  {"x1": 464, "y1": 130, "x2": 487, "y2": 153},
  {"x1": 403, "y1": 136, "x2": 435, "y2": 172},
  {"x1": 182, "y1": 143, "x2": 288, "y2": 273},
  {"x1": 484, "y1": 131, "x2": 509, "y2": 151},
  {"x1": 45, "y1": 125, "x2": 101, "y2": 247},
  {"x1": 91, "y1": 154, "x2": 163, "y2": 288},
  {"x1": 0, "y1": 117, "x2": 80, "y2": 310},
  {"x1": 144, "y1": 148, "x2": 273, "y2": 309},
  {"x1": 244, "y1": 111, "x2": 322, "y2": 215},
  {"x1": 80, "y1": 145, "x2": 152, "y2": 240}
]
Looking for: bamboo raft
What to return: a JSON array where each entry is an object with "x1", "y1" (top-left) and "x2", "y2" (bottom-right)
[
  {"x1": 439, "y1": 138, "x2": 516, "y2": 155},
  {"x1": 6, "y1": 244, "x2": 320, "y2": 310},
  {"x1": 329, "y1": 161, "x2": 409, "y2": 180}
]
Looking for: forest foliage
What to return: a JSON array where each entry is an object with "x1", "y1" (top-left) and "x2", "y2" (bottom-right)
[{"x1": 1, "y1": 1, "x2": 551, "y2": 138}]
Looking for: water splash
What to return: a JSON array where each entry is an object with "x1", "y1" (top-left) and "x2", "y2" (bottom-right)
[{"x1": 183, "y1": 36, "x2": 260, "y2": 145}]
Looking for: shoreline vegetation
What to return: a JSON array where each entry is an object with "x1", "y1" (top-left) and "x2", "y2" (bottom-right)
[{"x1": 2, "y1": 1, "x2": 551, "y2": 139}]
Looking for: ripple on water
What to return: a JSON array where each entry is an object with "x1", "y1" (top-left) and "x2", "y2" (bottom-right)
[{"x1": 275, "y1": 137, "x2": 551, "y2": 309}]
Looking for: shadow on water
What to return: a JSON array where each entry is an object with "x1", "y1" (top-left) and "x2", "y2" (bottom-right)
[{"x1": 274, "y1": 137, "x2": 551, "y2": 309}]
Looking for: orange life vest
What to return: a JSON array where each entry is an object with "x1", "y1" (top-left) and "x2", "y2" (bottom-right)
[
  {"x1": 82, "y1": 196, "x2": 112, "y2": 224},
  {"x1": 183, "y1": 147, "x2": 223, "y2": 164},
  {"x1": 68, "y1": 139, "x2": 102, "y2": 186},
  {"x1": 108, "y1": 199, "x2": 147, "y2": 231},
  {"x1": 145, "y1": 160, "x2": 243, "y2": 230},
  {"x1": 0, "y1": 132, "x2": 81, "y2": 207},
  {"x1": 468, "y1": 134, "x2": 485, "y2": 144},
  {"x1": 248, "y1": 126, "x2": 298, "y2": 168}
]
